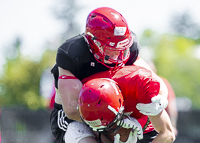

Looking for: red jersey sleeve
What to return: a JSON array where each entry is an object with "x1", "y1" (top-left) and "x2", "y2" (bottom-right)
[{"x1": 136, "y1": 69, "x2": 160, "y2": 104}]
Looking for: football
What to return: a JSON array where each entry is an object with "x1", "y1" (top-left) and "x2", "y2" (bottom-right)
[{"x1": 104, "y1": 126, "x2": 132, "y2": 142}]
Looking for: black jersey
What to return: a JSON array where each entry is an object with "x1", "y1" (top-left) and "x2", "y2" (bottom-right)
[{"x1": 51, "y1": 33, "x2": 140, "y2": 88}]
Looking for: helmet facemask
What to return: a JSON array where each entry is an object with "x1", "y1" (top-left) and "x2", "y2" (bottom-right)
[
  {"x1": 101, "y1": 42, "x2": 130, "y2": 67},
  {"x1": 88, "y1": 33, "x2": 133, "y2": 69},
  {"x1": 100, "y1": 106, "x2": 125, "y2": 133},
  {"x1": 80, "y1": 105, "x2": 125, "y2": 133}
]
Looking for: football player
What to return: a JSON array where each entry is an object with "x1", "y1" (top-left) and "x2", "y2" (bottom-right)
[
  {"x1": 50, "y1": 7, "x2": 170, "y2": 143},
  {"x1": 79, "y1": 66, "x2": 175, "y2": 143}
]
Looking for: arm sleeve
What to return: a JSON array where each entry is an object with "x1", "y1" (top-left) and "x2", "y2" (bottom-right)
[
  {"x1": 56, "y1": 47, "x2": 76, "y2": 74},
  {"x1": 137, "y1": 71, "x2": 160, "y2": 104}
]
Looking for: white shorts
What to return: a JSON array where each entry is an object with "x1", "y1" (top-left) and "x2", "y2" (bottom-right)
[{"x1": 64, "y1": 121, "x2": 95, "y2": 143}]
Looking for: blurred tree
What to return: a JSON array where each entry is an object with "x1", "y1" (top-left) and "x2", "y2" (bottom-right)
[
  {"x1": 170, "y1": 11, "x2": 200, "y2": 40},
  {"x1": 0, "y1": 38, "x2": 56, "y2": 110},
  {"x1": 140, "y1": 30, "x2": 200, "y2": 109}
]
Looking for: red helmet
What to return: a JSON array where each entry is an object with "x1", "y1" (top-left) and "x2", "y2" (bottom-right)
[
  {"x1": 78, "y1": 78, "x2": 124, "y2": 132},
  {"x1": 84, "y1": 7, "x2": 134, "y2": 69}
]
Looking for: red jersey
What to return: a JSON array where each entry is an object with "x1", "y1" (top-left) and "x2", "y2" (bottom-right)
[{"x1": 82, "y1": 65, "x2": 161, "y2": 133}]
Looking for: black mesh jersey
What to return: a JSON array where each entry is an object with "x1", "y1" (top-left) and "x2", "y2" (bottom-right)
[{"x1": 51, "y1": 33, "x2": 140, "y2": 88}]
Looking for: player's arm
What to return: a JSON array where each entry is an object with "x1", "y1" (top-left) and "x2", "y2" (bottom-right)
[
  {"x1": 136, "y1": 71, "x2": 175, "y2": 143},
  {"x1": 58, "y1": 67, "x2": 82, "y2": 122},
  {"x1": 167, "y1": 98, "x2": 178, "y2": 136},
  {"x1": 148, "y1": 110, "x2": 175, "y2": 143},
  {"x1": 136, "y1": 95, "x2": 175, "y2": 143}
]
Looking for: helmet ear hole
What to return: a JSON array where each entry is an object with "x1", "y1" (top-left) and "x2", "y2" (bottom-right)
[
  {"x1": 119, "y1": 99, "x2": 121, "y2": 105},
  {"x1": 98, "y1": 100, "x2": 101, "y2": 105},
  {"x1": 91, "y1": 15, "x2": 96, "y2": 18},
  {"x1": 103, "y1": 18, "x2": 108, "y2": 22}
]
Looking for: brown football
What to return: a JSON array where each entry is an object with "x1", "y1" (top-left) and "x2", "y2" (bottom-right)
[{"x1": 103, "y1": 126, "x2": 132, "y2": 142}]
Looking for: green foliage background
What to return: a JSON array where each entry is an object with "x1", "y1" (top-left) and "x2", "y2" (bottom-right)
[
  {"x1": 140, "y1": 30, "x2": 200, "y2": 108},
  {"x1": 0, "y1": 47, "x2": 56, "y2": 110}
]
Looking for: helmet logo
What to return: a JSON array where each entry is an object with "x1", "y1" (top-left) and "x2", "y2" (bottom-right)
[
  {"x1": 117, "y1": 39, "x2": 129, "y2": 47},
  {"x1": 109, "y1": 42, "x2": 115, "y2": 46},
  {"x1": 114, "y1": 27, "x2": 126, "y2": 36}
]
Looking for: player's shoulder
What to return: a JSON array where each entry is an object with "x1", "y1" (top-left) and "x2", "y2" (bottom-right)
[
  {"x1": 137, "y1": 66, "x2": 160, "y2": 82},
  {"x1": 119, "y1": 65, "x2": 151, "y2": 76},
  {"x1": 58, "y1": 33, "x2": 89, "y2": 56},
  {"x1": 119, "y1": 65, "x2": 160, "y2": 83}
]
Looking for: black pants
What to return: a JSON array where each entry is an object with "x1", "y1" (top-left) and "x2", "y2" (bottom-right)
[
  {"x1": 137, "y1": 130, "x2": 158, "y2": 143},
  {"x1": 50, "y1": 103, "x2": 74, "y2": 143}
]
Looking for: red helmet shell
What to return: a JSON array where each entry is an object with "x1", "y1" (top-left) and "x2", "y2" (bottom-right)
[{"x1": 78, "y1": 78, "x2": 124, "y2": 128}]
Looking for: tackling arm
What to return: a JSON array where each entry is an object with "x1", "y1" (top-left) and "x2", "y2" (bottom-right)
[
  {"x1": 149, "y1": 110, "x2": 175, "y2": 143},
  {"x1": 58, "y1": 67, "x2": 82, "y2": 122}
]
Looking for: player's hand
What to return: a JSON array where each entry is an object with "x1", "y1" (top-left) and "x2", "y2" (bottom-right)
[
  {"x1": 136, "y1": 95, "x2": 168, "y2": 116},
  {"x1": 117, "y1": 116, "x2": 143, "y2": 140},
  {"x1": 114, "y1": 130, "x2": 138, "y2": 143}
]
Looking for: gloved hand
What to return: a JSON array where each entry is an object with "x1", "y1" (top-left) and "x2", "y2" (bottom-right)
[
  {"x1": 117, "y1": 116, "x2": 143, "y2": 140},
  {"x1": 114, "y1": 128, "x2": 138, "y2": 143},
  {"x1": 136, "y1": 95, "x2": 168, "y2": 116}
]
